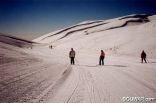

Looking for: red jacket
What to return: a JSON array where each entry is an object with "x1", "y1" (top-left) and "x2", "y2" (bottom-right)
[{"x1": 100, "y1": 52, "x2": 105, "y2": 57}]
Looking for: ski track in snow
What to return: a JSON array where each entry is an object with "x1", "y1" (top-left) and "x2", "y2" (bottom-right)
[
  {"x1": 1, "y1": 47, "x2": 156, "y2": 103},
  {"x1": 36, "y1": 56, "x2": 156, "y2": 103}
]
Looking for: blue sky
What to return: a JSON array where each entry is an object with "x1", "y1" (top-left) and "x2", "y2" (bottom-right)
[{"x1": 0, "y1": 0, "x2": 156, "y2": 40}]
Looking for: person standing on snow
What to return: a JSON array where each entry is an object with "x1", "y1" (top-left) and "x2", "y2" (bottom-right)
[
  {"x1": 69, "y1": 48, "x2": 76, "y2": 65},
  {"x1": 49, "y1": 45, "x2": 52, "y2": 49},
  {"x1": 99, "y1": 50, "x2": 105, "y2": 65},
  {"x1": 141, "y1": 50, "x2": 147, "y2": 63}
]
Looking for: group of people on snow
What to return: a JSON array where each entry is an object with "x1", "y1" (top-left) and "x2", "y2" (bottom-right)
[
  {"x1": 69, "y1": 48, "x2": 147, "y2": 65},
  {"x1": 69, "y1": 48, "x2": 105, "y2": 65}
]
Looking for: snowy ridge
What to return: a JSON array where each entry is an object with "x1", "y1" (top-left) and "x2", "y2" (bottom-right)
[
  {"x1": 34, "y1": 14, "x2": 156, "y2": 58},
  {"x1": 0, "y1": 33, "x2": 35, "y2": 48},
  {"x1": 34, "y1": 14, "x2": 153, "y2": 43},
  {"x1": 118, "y1": 14, "x2": 151, "y2": 20},
  {"x1": 33, "y1": 20, "x2": 106, "y2": 42}
]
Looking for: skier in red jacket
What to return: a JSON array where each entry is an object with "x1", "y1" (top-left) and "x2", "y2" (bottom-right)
[{"x1": 99, "y1": 50, "x2": 105, "y2": 65}]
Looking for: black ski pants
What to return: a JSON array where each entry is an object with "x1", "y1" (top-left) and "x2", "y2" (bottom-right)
[
  {"x1": 141, "y1": 57, "x2": 147, "y2": 63},
  {"x1": 99, "y1": 56, "x2": 104, "y2": 65},
  {"x1": 70, "y1": 57, "x2": 75, "y2": 65}
]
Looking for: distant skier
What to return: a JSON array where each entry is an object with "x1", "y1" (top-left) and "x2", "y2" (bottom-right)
[
  {"x1": 49, "y1": 45, "x2": 52, "y2": 49},
  {"x1": 99, "y1": 50, "x2": 105, "y2": 65},
  {"x1": 69, "y1": 48, "x2": 76, "y2": 65},
  {"x1": 141, "y1": 50, "x2": 147, "y2": 63},
  {"x1": 85, "y1": 31, "x2": 88, "y2": 35}
]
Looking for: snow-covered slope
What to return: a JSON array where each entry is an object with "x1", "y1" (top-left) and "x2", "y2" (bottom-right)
[
  {"x1": 0, "y1": 33, "x2": 69, "y2": 103},
  {"x1": 0, "y1": 33, "x2": 35, "y2": 48},
  {"x1": 34, "y1": 14, "x2": 156, "y2": 58},
  {"x1": 1, "y1": 14, "x2": 156, "y2": 103}
]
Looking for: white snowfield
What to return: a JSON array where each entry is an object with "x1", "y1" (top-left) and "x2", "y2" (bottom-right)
[{"x1": 0, "y1": 14, "x2": 156, "y2": 103}]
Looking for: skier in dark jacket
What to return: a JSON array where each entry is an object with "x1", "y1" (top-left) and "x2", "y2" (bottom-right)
[
  {"x1": 141, "y1": 50, "x2": 147, "y2": 63},
  {"x1": 99, "y1": 50, "x2": 105, "y2": 65},
  {"x1": 49, "y1": 45, "x2": 52, "y2": 49},
  {"x1": 69, "y1": 48, "x2": 76, "y2": 65}
]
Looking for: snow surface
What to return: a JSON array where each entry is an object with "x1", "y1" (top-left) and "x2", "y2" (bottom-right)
[{"x1": 0, "y1": 14, "x2": 156, "y2": 103}]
